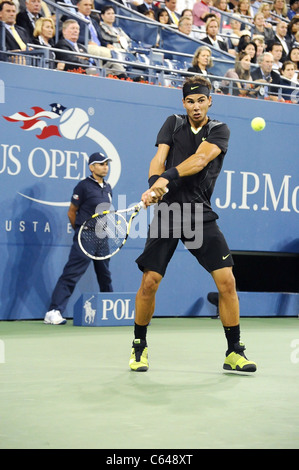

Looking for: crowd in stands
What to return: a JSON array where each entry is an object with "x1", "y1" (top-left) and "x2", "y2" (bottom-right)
[{"x1": 0, "y1": 0, "x2": 298, "y2": 102}]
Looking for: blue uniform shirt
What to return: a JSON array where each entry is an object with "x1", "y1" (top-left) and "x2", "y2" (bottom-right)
[{"x1": 71, "y1": 176, "x2": 112, "y2": 227}]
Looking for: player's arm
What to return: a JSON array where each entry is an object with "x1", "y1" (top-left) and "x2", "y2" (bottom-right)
[
  {"x1": 175, "y1": 140, "x2": 221, "y2": 177},
  {"x1": 150, "y1": 140, "x2": 221, "y2": 196},
  {"x1": 68, "y1": 203, "x2": 79, "y2": 229},
  {"x1": 148, "y1": 143, "x2": 170, "y2": 180},
  {"x1": 142, "y1": 144, "x2": 170, "y2": 206}
]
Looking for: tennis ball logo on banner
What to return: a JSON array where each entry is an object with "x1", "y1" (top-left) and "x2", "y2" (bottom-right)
[{"x1": 3, "y1": 104, "x2": 121, "y2": 206}]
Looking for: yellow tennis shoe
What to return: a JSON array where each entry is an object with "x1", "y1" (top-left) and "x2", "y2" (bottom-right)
[
  {"x1": 223, "y1": 342, "x2": 257, "y2": 372},
  {"x1": 129, "y1": 339, "x2": 149, "y2": 372}
]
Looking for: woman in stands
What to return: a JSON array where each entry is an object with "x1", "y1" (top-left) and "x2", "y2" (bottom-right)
[
  {"x1": 257, "y1": 3, "x2": 275, "y2": 25},
  {"x1": 234, "y1": 0, "x2": 253, "y2": 21},
  {"x1": 271, "y1": 0, "x2": 288, "y2": 20},
  {"x1": 222, "y1": 50, "x2": 252, "y2": 95},
  {"x1": 155, "y1": 8, "x2": 172, "y2": 25},
  {"x1": 32, "y1": 17, "x2": 62, "y2": 69},
  {"x1": 187, "y1": 45, "x2": 213, "y2": 76},
  {"x1": 33, "y1": 17, "x2": 55, "y2": 47},
  {"x1": 287, "y1": 46, "x2": 299, "y2": 75},
  {"x1": 99, "y1": 5, "x2": 132, "y2": 51},
  {"x1": 279, "y1": 60, "x2": 298, "y2": 101},
  {"x1": 251, "y1": 12, "x2": 274, "y2": 46},
  {"x1": 155, "y1": 8, "x2": 172, "y2": 47}
]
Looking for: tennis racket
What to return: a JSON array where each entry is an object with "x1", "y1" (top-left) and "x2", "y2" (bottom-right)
[{"x1": 78, "y1": 189, "x2": 167, "y2": 260}]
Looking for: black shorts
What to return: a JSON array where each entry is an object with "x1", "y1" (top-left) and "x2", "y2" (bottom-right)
[{"x1": 135, "y1": 220, "x2": 233, "y2": 277}]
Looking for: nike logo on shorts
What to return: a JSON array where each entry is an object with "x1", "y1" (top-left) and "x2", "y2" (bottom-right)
[{"x1": 222, "y1": 254, "x2": 230, "y2": 260}]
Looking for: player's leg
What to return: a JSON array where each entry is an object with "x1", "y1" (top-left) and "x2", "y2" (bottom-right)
[
  {"x1": 187, "y1": 221, "x2": 256, "y2": 372},
  {"x1": 129, "y1": 232, "x2": 178, "y2": 371},
  {"x1": 129, "y1": 270, "x2": 163, "y2": 372},
  {"x1": 212, "y1": 267, "x2": 257, "y2": 372}
]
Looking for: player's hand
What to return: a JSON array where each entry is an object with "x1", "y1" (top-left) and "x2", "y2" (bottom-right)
[{"x1": 142, "y1": 178, "x2": 169, "y2": 207}]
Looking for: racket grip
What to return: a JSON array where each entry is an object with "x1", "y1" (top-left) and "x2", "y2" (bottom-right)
[{"x1": 150, "y1": 187, "x2": 169, "y2": 197}]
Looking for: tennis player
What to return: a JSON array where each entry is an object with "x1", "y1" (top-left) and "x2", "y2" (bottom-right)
[
  {"x1": 129, "y1": 75, "x2": 257, "y2": 372},
  {"x1": 44, "y1": 152, "x2": 113, "y2": 325}
]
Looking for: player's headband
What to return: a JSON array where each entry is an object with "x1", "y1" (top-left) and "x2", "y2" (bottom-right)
[{"x1": 183, "y1": 83, "x2": 210, "y2": 98}]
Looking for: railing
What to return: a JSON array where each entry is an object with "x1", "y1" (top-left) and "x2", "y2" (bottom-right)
[{"x1": 1, "y1": 43, "x2": 297, "y2": 104}]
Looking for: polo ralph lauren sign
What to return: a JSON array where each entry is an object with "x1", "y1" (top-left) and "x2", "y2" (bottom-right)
[{"x1": 73, "y1": 293, "x2": 136, "y2": 326}]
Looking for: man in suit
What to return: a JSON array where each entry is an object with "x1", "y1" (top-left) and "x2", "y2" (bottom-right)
[
  {"x1": 54, "y1": 19, "x2": 90, "y2": 71},
  {"x1": 164, "y1": 0, "x2": 180, "y2": 26},
  {"x1": 251, "y1": 52, "x2": 281, "y2": 100},
  {"x1": 75, "y1": 0, "x2": 111, "y2": 59},
  {"x1": 137, "y1": 0, "x2": 157, "y2": 15},
  {"x1": 0, "y1": 1, "x2": 29, "y2": 52},
  {"x1": 16, "y1": 0, "x2": 44, "y2": 41},
  {"x1": 268, "y1": 20, "x2": 291, "y2": 63},
  {"x1": 202, "y1": 16, "x2": 229, "y2": 53}
]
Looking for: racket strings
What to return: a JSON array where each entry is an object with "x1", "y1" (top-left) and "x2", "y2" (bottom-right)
[{"x1": 81, "y1": 213, "x2": 128, "y2": 258}]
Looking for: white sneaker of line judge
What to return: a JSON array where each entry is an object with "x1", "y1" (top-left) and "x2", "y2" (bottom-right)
[{"x1": 44, "y1": 309, "x2": 67, "y2": 325}]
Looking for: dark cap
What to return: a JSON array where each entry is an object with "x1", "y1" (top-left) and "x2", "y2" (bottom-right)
[{"x1": 88, "y1": 152, "x2": 111, "y2": 165}]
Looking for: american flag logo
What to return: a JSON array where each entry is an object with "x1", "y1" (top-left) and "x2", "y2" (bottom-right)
[{"x1": 3, "y1": 103, "x2": 67, "y2": 140}]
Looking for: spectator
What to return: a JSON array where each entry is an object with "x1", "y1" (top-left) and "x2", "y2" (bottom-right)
[
  {"x1": 257, "y1": 3, "x2": 275, "y2": 25},
  {"x1": 202, "y1": 16, "x2": 229, "y2": 52},
  {"x1": 251, "y1": 0, "x2": 263, "y2": 16},
  {"x1": 32, "y1": 16, "x2": 61, "y2": 68},
  {"x1": 286, "y1": 16, "x2": 299, "y2": 46},
  {"x1": 222, "y1": 50, "x2": 253, "y2": 95},
  {"x1": 180, "y1": 7, "x2": 205, "y2": 38},
  {"x1": 164, "y1": 0, "x2": 181, "y2": 26},
  {"x1": 251, "y1": 51, "x2": 281, "y2": 100},
  {"x1": 234, "y1": 0, "x2": 253, "y2": 21},
  {"x1": 280, "y1": 59, "x2": 298, "y2": 84},
  {"x1": 268, "y1": 41, "x2": 283, "y2": 72},
  {"x1": 137, "y1": 0, "x2": 157, "y2": 15},
  {"x1": 155, "y1": 7, "x2": 171, "y2": 24},
  {"x1": 271, "y1": 0, "x2": 288, "y2": 20},
  {"x1": 187, "y1": 45, "x2": 213, "y2": 75},
  {"x1": 142, "y1": 8, "x2": 155, "y2": 20},
  {"x1": 75, "y1": 0, "x2": 112, "y2": 60},
  {"x1": 243, "y1": 39, "x2": 257, "y2": 62},
  {"x1": 155, "y1": 7, "x2": 171, "y2": 47},
  {"x1": 99, "y1": 5, "x2": 132, "y2": 52},
  {"x1": 32, "y1": 16, "x2": 55, "y2": 47},
  {"x1": 279, "y1": 60, "x2": 298, "y2": 101},
  {"x1": 0, "y1": 1, "x2": 29, "y2": 52},
  {"x1": 226, "y1": 14, "x2": 243, "y2": 53},
  {"x1": 251, "y1": 12, "x2": 274, "y2": 46},
  {"x1": 54, "y1": 19, "x2": 90, "y2": 71},
  {"x1": 178, "y1": 15, "x2": 198, "y2": 38},
  {"x1": 236, "y1": 29, "x2": 250, "y2": 49},
  {"x1": 16, "y1": 0, "x2": 44, "y2": 41},
  {"x1": 252, "y1": 34, "x2": 266, "y2": 59},
  {"x1": 193, "y1": 0, "x2": 213, "y2": 27},
  {"x1": 269, "y1": 20, "x2": 291, "y2": 62},
  {"x1": 287, "y1": 46, "x2": 299, "y2": 72},
  {"x1": 287, "y1": 0, "x2": 299, "y2": 20},
  {"x1": 213, "y1": 0, "x2": 230, "y2": 26}
]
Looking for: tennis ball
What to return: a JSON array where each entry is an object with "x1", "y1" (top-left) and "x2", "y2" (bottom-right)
[
  {"x1": 251, "y1": 117, "x2": 266, "y2": 132},
  {"x1": 59, "y1": 108, "x2": 90, "y2": 140}
]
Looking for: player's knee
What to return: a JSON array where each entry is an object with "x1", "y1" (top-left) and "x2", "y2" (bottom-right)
[
  {"x1": 217, "y1": 270, "x2": 236, "y2": 297},
  {"x1": 141, "y1": 271, "x2": 162, "y2": 296}
]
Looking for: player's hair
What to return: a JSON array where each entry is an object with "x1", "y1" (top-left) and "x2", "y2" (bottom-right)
[{"x1": 183, "y1": 75, "x2": 212, "y2": 91}]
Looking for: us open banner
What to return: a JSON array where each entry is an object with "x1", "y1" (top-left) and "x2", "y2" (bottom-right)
[{"x1": 0, "y1": 63, "x2": 298, "y2": 320}]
